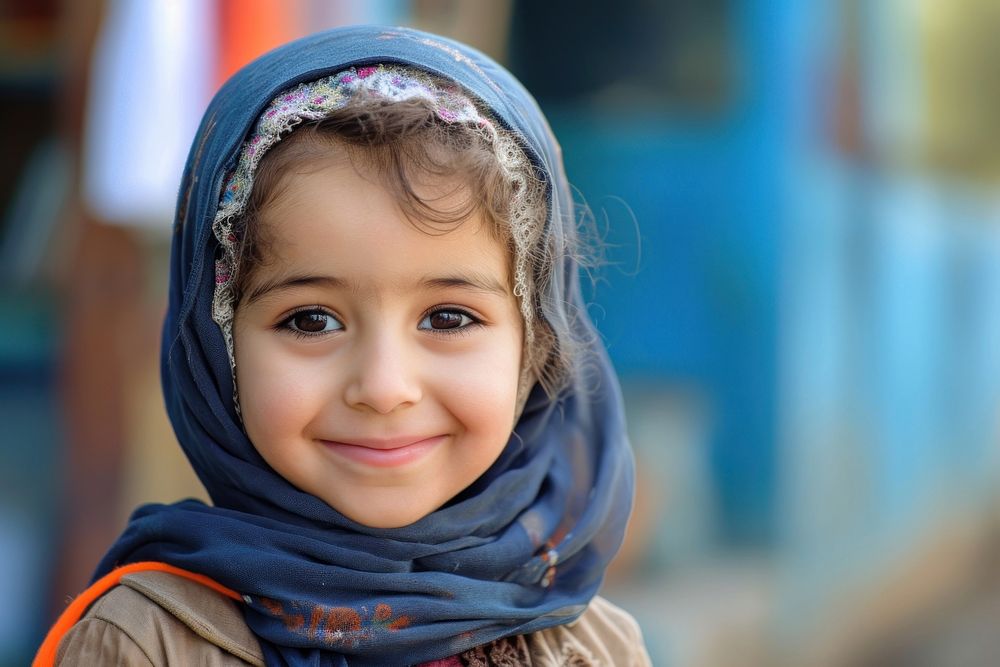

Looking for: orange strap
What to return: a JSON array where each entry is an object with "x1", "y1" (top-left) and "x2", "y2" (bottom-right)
[{"x1": 34, "y1": 561, "x2": 241, "y2": 666}]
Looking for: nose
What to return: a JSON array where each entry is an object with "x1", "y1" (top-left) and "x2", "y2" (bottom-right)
[{"x1": 343, "y1": 331, "x2": 422, "y2": 414}]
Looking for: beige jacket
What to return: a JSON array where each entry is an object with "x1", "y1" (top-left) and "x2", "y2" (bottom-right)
[{"x1": 54, "y1": 570, "x2": 651, "y2": 666}]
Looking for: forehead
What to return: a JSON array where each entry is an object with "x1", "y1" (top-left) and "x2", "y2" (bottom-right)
[
  {"x1": 256, "y1": 124, "x2": 509, "y2": 242},
  {"x1": 252, "y1": 160, "x2": 512, "y2": 290}
]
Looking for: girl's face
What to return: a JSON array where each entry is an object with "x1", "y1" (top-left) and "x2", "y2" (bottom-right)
[{"x1": 232, "y1": 158, "x2": 523, "y2": 528}]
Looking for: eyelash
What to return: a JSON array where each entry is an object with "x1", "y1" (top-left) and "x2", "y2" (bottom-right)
[
  {"x1": 274, "y1": 306, "x2": 484, "y2": 340},
  {"x1": 419, "y1": 306, "x2": 484, "y2": 338},
  {"x1": 275, "y1": 307, "x2": 343, "y2": 340}
]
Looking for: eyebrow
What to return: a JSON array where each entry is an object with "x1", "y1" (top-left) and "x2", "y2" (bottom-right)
[
  {"x1": 243, "y1": 271, "x2": 509, "y2": 305},
  {"x1": 419, "y1": 273, "x2": 510, "y2": 297},
  {"x1": 244, "y1": 275, "x2": 347, "y2": 305}
]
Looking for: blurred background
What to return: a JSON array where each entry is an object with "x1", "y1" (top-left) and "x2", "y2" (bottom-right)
[{"x1": 4, "y1": 0, "x2": 1000, "y2": 665}]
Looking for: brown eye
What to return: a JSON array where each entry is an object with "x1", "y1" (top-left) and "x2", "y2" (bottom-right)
[
  {"x1": 419, "y1": 309, "x2": 475, "y2": 331},
  {"x1": 284, "y1": 310, "x2": 342, "y2": 334},
  {"x1": 430, "y1": 312, "x2": 463, "y2": 329}
]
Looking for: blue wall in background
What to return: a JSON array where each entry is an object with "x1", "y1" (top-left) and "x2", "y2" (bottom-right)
[{"x1": 538, "y1": 0, "x2": 794, "y2": 545}]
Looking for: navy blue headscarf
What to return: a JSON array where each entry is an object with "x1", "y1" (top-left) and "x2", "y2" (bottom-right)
[{"x1": 97, "y1": 25, "x2": 634, "y2": 666}]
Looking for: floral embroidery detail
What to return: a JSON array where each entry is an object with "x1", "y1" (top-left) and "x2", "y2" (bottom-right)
[
  {"x1": 214, "y1": 260, "x2": 230, "y2": 285},
  {"x1": 462, "y1": 645, "x2": 490, "y2": 667},
  {"x1": 373, "y1": 602, "x2": 392, "y2": 622},
  {"x1": 454, "y1": 635, "x2": 532, "y2": 666},
  {"x1": 324, "y1": 607, "x2": 361, "y2": 640},
  {"x1": 487, "y1": 637, "x2": 529, "y2": 665},
  {"x1": 256, "y1": 597, "x2": 411, "y2": 649}
]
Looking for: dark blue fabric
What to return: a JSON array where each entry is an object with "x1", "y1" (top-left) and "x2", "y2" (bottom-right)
[{"x1": 96, "y1": 26, "x2": 634, "y2": 666}]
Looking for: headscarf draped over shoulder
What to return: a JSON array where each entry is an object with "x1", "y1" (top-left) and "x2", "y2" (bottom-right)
[{"x1": 99, "y1": 25, "x2": 634, "y2": 666}]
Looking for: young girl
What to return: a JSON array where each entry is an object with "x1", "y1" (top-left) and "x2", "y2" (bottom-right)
[{"x1": 38, "y1": 25, "x2": 648, "y2": 666}]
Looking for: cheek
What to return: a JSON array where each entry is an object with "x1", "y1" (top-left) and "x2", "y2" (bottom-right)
[
  {"x1": 437, "y1": 331, "x2": 522, "y2": 432},
  {"x1": 234, "y1": 334, "x2": 323, "y2": 444}
]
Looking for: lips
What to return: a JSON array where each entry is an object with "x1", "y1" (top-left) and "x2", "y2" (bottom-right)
[{"x1": 319, "y1": 435, "x2": 445, "y2": 467}]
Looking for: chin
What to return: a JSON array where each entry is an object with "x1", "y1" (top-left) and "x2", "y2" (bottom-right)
[
  {"x1": 359, "y1": 517, "x2": 419, "y2": 529},
  {"x1": 336, "y1": 501, "x2": 437, "y2": 530}
]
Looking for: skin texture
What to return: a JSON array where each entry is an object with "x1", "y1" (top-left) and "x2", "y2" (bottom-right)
[{"x1": 232, "y1": 157, "x2": 523, "y2": 528}]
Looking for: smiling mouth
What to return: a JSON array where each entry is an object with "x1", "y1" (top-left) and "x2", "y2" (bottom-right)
[{"x1": 319, "y1": 435, "x2": 445, "y2": 467}]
